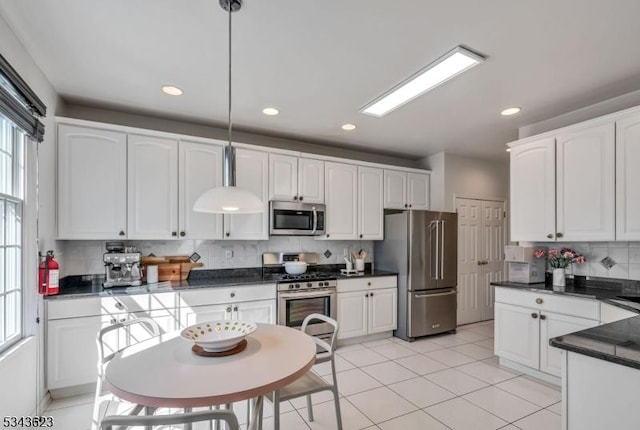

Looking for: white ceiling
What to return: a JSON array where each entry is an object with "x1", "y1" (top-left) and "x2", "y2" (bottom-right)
[{"x1": 3, "y1": 0, "x2": 640, "y2": 161}]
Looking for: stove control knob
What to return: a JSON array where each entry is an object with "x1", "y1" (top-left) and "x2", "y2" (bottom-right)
[
  {"x1": 295, "y1": 284, "x2": 300, "y2": 289},
  {"x1": 289, "y1": 285, "x2": 294, "y2": 290},
  {"x1": 323, "y1": 281, "x2": 329, "y2": 287},
  {"x1": 307, "y1": 283, "x2": 312, "y2": 288}
]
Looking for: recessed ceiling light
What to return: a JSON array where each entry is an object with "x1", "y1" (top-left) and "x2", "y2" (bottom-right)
[
  {"x1": 361, "y1": 46, "x2": 485, "y2": 117},
  {"x1": 162, "y1": 85, "x2": 183, "y2": 96},
  {"x1": 506, "y1": 148, "x2": 512, "y2": 152},
  {"x1": 262, "y1": 107, "x2": 279, "y2": 116},
  {"x1": 341, "y1": 123, "x2": 357, "y2": 131},
  {"x1": 501, "y1": 107, "x2": 521, "y2": 116}
]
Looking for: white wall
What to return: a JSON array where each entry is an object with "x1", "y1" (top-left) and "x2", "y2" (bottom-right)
[
  {"x1": 0, "y1": 11, "x2": 64, "y2": 415},
  {"x1": 421, "y1": 152, "x2": 509, "y2": 212}
]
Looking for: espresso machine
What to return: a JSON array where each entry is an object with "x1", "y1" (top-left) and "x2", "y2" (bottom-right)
[{"x1": 103, "y1": 242, "x2": 142, "y2": 288}]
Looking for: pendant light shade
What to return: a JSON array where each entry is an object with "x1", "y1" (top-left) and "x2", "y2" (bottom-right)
[
  {"x1": 193, "y1": 185, "x2": 264, "y2": 214},
  {"x1": 193, "y1": 0, "x2": 264, "y2": 215}
]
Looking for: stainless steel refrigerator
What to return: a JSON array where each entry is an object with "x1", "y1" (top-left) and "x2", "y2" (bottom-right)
[{"x1": 375, "y1": 210, "x2": 458, "y2": 341}]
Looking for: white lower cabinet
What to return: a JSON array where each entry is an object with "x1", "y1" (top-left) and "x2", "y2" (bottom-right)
[
  {"x1": 494, "y1": 287, "x2": 599, "y2": 382},
  {"x1": 336, "y1": 291, "x2": 368, "y2": 339},
  {"x1": 46, "y1": 292, "x2": 181, "y2": 394},
  {"x1": 337, "y1": 277, "x2": 397, "y2": 340},
  {"x1": 494, "y1": 302, "x2": 540, "y2": 369},
  {"x1": 368, "y1": 288, "x2": 397, "y2": 333},
  {"x1": 178, "y1": 284, "x2": 277, "y2": 328},
  {"x1": 47, "y1": 316, "x2": 105, "y2": 390}
]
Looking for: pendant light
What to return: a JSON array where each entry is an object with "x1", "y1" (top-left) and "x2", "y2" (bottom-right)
[{"x1": 193, "y1": 0, "x2": 264, "y2": 214}]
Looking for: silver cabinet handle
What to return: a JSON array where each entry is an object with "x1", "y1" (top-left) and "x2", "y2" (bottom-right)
[
  {"x1": 233, "y1": 306, "x2": 238, "y2": 312},
  {"x1": 531, "y1": 313, "x2": 538, "y2": 319},
  {"x1": 226, "y1": 307, "x2": 232, "y2": 313},
  {"x1": 115, "y1": 302, "x2": 124, "y2": 310},
  {"x1": 547, "y1": 233, "x2": 554, "y2": 239},
  {"x1": 536, "y1": 298, "x2": 543, "y2": 304},
  {"x1": 540, "y1": 314, "x2": 547, "y2": 320}
]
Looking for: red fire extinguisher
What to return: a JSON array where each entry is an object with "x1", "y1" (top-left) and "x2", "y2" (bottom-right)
[{"x1": 39, "y1": 250, "x2": 59, "y2": 296}]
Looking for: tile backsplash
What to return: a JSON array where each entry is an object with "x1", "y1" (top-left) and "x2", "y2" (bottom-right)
[
  {"x1": 62, "y1": 237, "x2": 374, "y2": 277},
  {"x1": 534, "y1": 242, "x2": 640, "y2": 280}
]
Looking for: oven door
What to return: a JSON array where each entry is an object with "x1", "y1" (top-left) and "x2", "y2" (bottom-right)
[
  {"x1": 270, "y1": 201, "x2": 325, "y2": 236},
  {"x1": 278, "y1": 289, "x2": 337, "y2": 336}
]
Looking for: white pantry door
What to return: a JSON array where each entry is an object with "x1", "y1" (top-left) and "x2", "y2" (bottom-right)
[{"x1": 456, "y1": 198, "x2": 506, "y2": 325}]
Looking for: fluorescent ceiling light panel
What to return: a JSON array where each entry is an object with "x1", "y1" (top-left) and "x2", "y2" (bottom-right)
[{"x1": 361, "y1": 46, "x2": 484, "y2": 117}]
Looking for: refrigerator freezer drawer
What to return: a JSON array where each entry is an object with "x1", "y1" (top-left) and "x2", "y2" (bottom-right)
[{"x1": 408, "y1": 290, "x2": 457, "y2": 337}]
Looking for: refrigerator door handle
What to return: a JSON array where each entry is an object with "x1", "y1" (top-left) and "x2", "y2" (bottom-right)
[
  {"x1": 440, "y1": 220, "x2": 445, "y2": 280},
  {"x1": 433, "y1": 220, "x2": 439, "y2": 280},
  {"x1": 414, "y1": 291, "x2": 457, "y2": 298}
]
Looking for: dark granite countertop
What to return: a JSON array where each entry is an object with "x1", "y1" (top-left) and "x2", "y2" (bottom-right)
[
  {"x1": 492, "y1": 279, "x2": 640, "y2": 370},
  {"x1": 47, "y1": 267, "x2": 397, "y2": 300},
  {"x1": 550, "y1": 316, "x2": 640, "y2": 370}
]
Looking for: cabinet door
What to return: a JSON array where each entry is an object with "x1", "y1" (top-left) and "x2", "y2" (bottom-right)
[
  {"x1": 235, "y1": 299, "x2": 276, "y2": 324},
  {"x1": 47, "y1": 316, "x2": 103, "y2": 389},
  {"x1": 407, "y1": 173, "x2": 430, "y2": 210},
  {"x1": 383, "y1": 170, "x2": 407, "y2": 209},
  {"x1": 337, "y1": 291, "x2": 368, "y2": 339},
  {"x1": 269, "y1": 153, "x2": 298, "y2": 201},
  {"x1": 556, "y1": 123, "x2": 615, "y2": 241},
  {"x1": 180, "y1": 303, "x2": 232, "y2": 328},
  {"x1": 368, "y1": 288, "x2": 397, "y2": 334},
  {"x1": 540, "y1": 312, "x2": 598, "y2": 377},
  {"x1": 510, "y1": 138, "x2": 556, "y2": 242},
  {"x1": 298, "y1": 158, "x2": 324, "y2": 203},
  {"x1": 178, "y1": 141, "x2": 224, "y2": 239},
  {"x1": 358, "y1": 167, "x2": 384, "y2": 240},
  {"x1": 494, "y1": 303, "x2": 540, "y2": 369},
  {"x1": 600, "y1": 302, "x2": 637, "y2": 324},
  {"x1": 57, "y1": 124, "x2": 127, "y2": 239},
  {"x1": 128, "y1": 134, "x2": 178, "y2": 239},
  {"x1": 616, "y1": 113, "x2": 640, "y2": 240},
  {"x1": 224, "y1": 148, "x2": 269, "y2": 240},
  {"x1": 323, "y1": 162, "x2": 358, "y2": 240}
]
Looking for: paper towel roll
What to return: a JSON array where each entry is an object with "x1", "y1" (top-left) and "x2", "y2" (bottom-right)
[{"x1": 146, "y1": 265, "x2": 158, "y2": 284}]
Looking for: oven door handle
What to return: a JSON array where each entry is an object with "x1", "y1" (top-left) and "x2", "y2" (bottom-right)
[
  {"x1": 279, "y1": 289, "x2": 336, "y2": 299},
  {"x1": 311, "y1": 207, "x2": 318, "y2": 235}
]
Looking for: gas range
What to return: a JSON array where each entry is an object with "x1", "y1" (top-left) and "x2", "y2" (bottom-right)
[{"x1": 262, "y1": 252, "x2": 338, "y2": 292}]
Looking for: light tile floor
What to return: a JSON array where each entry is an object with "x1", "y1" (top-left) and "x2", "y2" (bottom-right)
[{"x1": 43, "y1": 320, "x2": 562, "y2": 430}]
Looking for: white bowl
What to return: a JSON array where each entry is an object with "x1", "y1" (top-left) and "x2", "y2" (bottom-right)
[
  {"x1": 284, "y1": 261, "x2": 307, "y2": 275},
  {"x1": 181, "y1": 320, "x2": 257, "y2": 352}
]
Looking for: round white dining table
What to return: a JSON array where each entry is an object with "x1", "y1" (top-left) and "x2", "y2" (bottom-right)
[{"x1": 105, "y1": 323, "x2": 316, "y2": 429}]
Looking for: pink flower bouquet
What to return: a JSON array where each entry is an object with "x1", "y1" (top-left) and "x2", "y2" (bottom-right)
[{"x1": 534, "y1": 247, "x2": 585, "y2": 269}]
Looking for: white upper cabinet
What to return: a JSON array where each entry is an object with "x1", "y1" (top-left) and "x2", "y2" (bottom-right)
[
  {"x1": 324, "y1": 162, "x2": 358, "y2": 240},
  {"x1": 383, "y1": 170, "x2": 407, "y2": 209},
  {"x1": 510, "y1": 137, "x2": 556, "y2": 242},
  {"x1": 269, "y1": 154, "x2": 298, "y2": 201},
  {"x1": 383, "y1": 170, "x2": 429, "y2": 210},
  {"x1": 556, "y1": 123, "x2": 615, "y2": 241},
  {"x1": 178, "y1": 141, "x2": 224, "y2": 240},
  {"x1": 224, "y1": 148, "x2": 269, "y2": 240},
  {"x1": 127, "y1": 134, "x2": 179, "y2": 239},
  {"x1": 57, "y1": 124, "x2": 127, "y2": 239},
  {"x1": 298, "y1": 158, "x2": 324, "y2": 203},
  {"x1": 407, "y1": 172, "x2": 430, "y2": 210},
  {"x1": 269, "y1": 154, "x2": 324, "y2": 204},
  {"x1": 358, "y1": 167, "x2": 384, "y2": 240},
  {"x1": 616, "y1": 112, "x2": 640, "y2": 240}
]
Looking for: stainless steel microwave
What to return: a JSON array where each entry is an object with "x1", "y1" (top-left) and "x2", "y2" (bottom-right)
[{"x1": 269, "y1": 201, "x2": 326, "y2": 236}]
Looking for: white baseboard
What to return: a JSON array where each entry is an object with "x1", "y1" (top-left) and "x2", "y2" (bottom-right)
[{"x1": 499, "y1": 357, "x2": 561, "y2": 386}]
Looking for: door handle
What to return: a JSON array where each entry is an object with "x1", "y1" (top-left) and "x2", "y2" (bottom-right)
[
  {"x1": 434, "y1": 220, "x2": 440, "y2": 280},
  {"x1": 415, "y1": 291, "x2": 457, "y2": 298},
  {"x1": 440, "y1": 220, "x2": 445, "y2": 280},
  {"x1": 311, "y1": 207, "x2": 318, "y2": 235}
]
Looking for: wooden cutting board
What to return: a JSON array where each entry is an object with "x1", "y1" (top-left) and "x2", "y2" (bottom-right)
[{"x1": 141, "y1": 256, "x2": 203, "y2": 281}]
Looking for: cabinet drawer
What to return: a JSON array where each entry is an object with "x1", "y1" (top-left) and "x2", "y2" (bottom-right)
[
  {"x1": 495, "y1": 287, "x2": 599, "y2": 320},
  {"x1": 179, "y1": 284, "x2": 276, "y2": 307},
  {"x1": 47, "y1": 292, "x2": 178, "y2": 320},
  {"x1": 337, "y1": 276, "x2": 397, "y2": 293}
]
